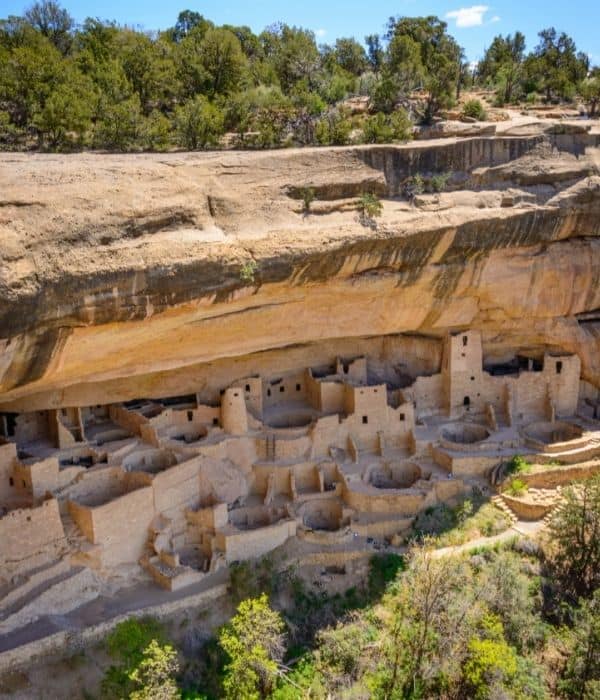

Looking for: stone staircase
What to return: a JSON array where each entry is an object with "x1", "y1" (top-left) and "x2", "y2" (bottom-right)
[
  {"x1": 542, "y1": 494, "x2": 567, "y2": 528},
  {"x1": 490, "y1": 495, "x2": 518, "y2": 525}
]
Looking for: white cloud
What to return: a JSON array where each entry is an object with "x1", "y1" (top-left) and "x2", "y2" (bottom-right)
[
  {"x1": 490, "y1": 15, "x2": 501, "y2": 23},
  {"x1": 445, "y1": 5, "x2": 489, "y2": 28},
  {"x1": 315, "y1": 28, "x2": 327, "y2": 38}
]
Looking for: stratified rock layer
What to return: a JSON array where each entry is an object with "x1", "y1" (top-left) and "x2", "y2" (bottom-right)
[{"x1": 1, "y1": 126, "x2": 599, "y2": 410}]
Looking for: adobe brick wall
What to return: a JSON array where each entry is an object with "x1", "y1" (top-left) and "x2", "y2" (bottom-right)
[
  {"x1": 343, "y1": 485, "x2": 426, "y2": 515},
  {"x1": 88, "y1": 486, "x2": 154, "y2": 566},
  {"x1": 518, "y1": 462, "x2": 600, "y2": 488},
  {"x1": 19, "y1": 457, "x2": 84, "y2": 501},
  {"x1": 152, "y1": 455, "x2": 201, "y2": 518},
  {"x1": 0, "y1": 499, "x2": 65, "y2": 578},
  {"x1": 214, "y1": 519, "x2": 296, "y2": 562},
  {"x1": 109, "y1": 404, "x2": 148, "y2": 436}
]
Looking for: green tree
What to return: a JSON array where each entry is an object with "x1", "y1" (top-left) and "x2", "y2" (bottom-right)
[
  {"x1": 463, "y1": 615, "x2": 519, "y2": 699},
  {"x1": 546, "y1": 475, "x2": 600, "y2": 603},
  {"x1": 581, "y1": 67, "x2": 600, "y2": 117},
  {"x1": 34, "y1": 72, "x2": 95, "y2": 148},
  {"x1": 142, "y1": 109, "x2": 171, "y2": 151},
  {"x1": 101, "y1": 617, "x2": 168, "y2": 698},
  {"x1": 176, "y1": 26, "x2": 246, "y2": 98},
  {"x1": 559, "y1": 590, "x2": 600, "y2": 699},
  {"x1": 365, "y1": 34, "x2": 384, "y2": 73},
  {"x1": 527, "y1": 28, "x2": 589, "y2": 102},
  {"x1": 314, "y1": 617, "x2": 375, "y2": 691},
  {"x1": 198, "y1": 28, "x2": 247, "y2": 96},
  {"x1": 24, "y1": 0, "x2": 73, "y2": 54},
  {"x1": 329, "y1": 37, "x2": 368, "y2": 76},
  {"x1": 219, "y1": 593, "x2": 286, "y2": 700},
  {"x1": 478, "y1": 32, "x2": 526, "y2": 104},
  {"x1": 315, "y1": 106, "x2": 352, "y2": 145},
  {"x1": 168, "y1": 10, "x2": 212, "y2": 44},
  {"x1": 94, "y1": 95, "x2": 146, "y2": 151},
  {"x1": 386, "y1": 15, "x2": 462, "y2": 122},
  {"x1": 129, "y1": 639, "x2": 181, "y2": 700},
  {"x1": 174, "y1": 95, "x2": 224, "y2": 150},
  {"x1": 263, "y1": 24, "x2": 320, "y2": 92},
  {"x1": 362, "y1": 109, "x2": 412, "y2": 143},
  {"x1": 358, "y1": 192, "x2": 383, "y2": 221},
  {"x1": 0, "y1": 30, "x2": 62, "y2": 127},
  {"x1": 116, "y1": 30, "x2": 177, "y2": 114},
  {"x1": 371, "y1": 547, "x2": 482, "y2": 697}
]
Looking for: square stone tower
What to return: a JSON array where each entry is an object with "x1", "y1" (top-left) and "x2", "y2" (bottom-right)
[{"x1": 443, "y1": 330, "x2": 484, "y2": 418}]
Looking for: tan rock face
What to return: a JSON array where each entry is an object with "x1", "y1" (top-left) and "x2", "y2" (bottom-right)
[{"x1": 0, "y1": 130, "x2": 599, "y2": 410}]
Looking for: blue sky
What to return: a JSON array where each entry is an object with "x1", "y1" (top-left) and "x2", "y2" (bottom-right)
[{"x1": 2, "y1": 0, "x2": 598, "y2": 63}]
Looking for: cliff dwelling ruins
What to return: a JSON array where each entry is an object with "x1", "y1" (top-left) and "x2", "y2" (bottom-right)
[
  {"x1": 1, "y1": 329, "x2": 599, "y2": 616},
  {"x1": 0, "y1": 120, "x2": 600, "y2": 664}
]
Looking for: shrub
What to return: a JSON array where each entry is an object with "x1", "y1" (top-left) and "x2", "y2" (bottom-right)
[
  {"x1": 430, "y1": 172, "x2": 451, "y2": 192},
  {"x1": 388, "y1": 109, "x2": 413, "y2": 141},
  {"x1": 128, "y1": 639, "x2": 180, "y2": 700},
  {"x1": 357, "y1": 192, "x2": 383, "y2": 221},
  {"x1": 546, "y1": 475, "x2": 600, "y2": 602},
  {"x1": 403, "y1": 173, "x2": 425, "y2": 200},
  {"x1": 315, "y1": 107, "x2": 352, "y2": 145},
  {"x1": 362, "y1": 109, "x2": 412, "y2": 144},
  {"x1": 174, "y1": 96, "x2": 225, "y2": 150},
  {"x1": 239, "y1": 260, "x2": 258, "y2": 284},
  {"x1": 506, "y1": 455, "x2": 531, "y2": 475},
  {"x1": 299, "y1": 186, "x2": 315, "y2": 213},
  {"x1": 507, "y1": 479, "x2": 528, "y2": 497},
  {"x1": 219, "y1": 594, "x2": 286, "y2": 700},
  {"x1": 102, "y1": 617, "x2": 169, "y2": 698},
  {"x1": 368, "y1": 553, "x2": 405, "y2": 598},
  {"x1": 462, "y1": 99, "x2": 487, "y2": 121}
]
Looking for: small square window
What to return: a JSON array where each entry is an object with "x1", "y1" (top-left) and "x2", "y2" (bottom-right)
[
  {"x1": 296, "y1": 384, "x2": 301, "y2": 391},
  {"x1": 556, "y1": 361, "x2": 563, "y2": 375},
  {"x1": 233, "y1": 392, "x2": 239, "y2": 397},
  {"x1": 267, "y1": 388, "x2": 271, "y2": 397},
  {"x1": 462, "y1": 335, "x2": 468, "y2": 346},
  {"x1": 187, "y1": 410, "x2": 193, "y2": 422},
  {"x1": 279, "y1": 386, "x2": 285, "y2": 393},
  {"x1": 9, "y1": 477, "x2": 14, "y2": 487},
  {"x1": 212, "y1": 417, "x2": 219, "y2": 426},
  {"x1": 362, "y1": 416, "x2": 368, "y2": 424},
  {"x1": 400, "y1": 413, "x2": 405, "y2": 421},
  {"x1": 245, "y1": 384, "x2": 250, "y2": 392}
]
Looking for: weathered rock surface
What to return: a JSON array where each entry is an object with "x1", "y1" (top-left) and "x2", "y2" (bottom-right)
[{"x1": 1, "y1": 125, "x2": 600, "y2": 410}]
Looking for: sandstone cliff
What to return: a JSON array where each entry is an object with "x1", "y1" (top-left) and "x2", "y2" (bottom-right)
[{"x1": 1, "y1": 123, "x2": 599, "y2": 410}]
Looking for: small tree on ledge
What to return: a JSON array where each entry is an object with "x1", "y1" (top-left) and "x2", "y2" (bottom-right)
[{"x1": 357, "y1": 192, "x2": 383, "y2": 227}]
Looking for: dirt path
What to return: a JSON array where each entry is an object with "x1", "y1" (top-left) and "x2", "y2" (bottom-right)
[{"x1": 431, "y1": 519, "x2": 546, "y2": 558}]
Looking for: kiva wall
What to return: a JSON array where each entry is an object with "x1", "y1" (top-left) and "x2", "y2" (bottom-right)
[{"x1": 214, "y1": 519, "x2": 296, "y2": 563}]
